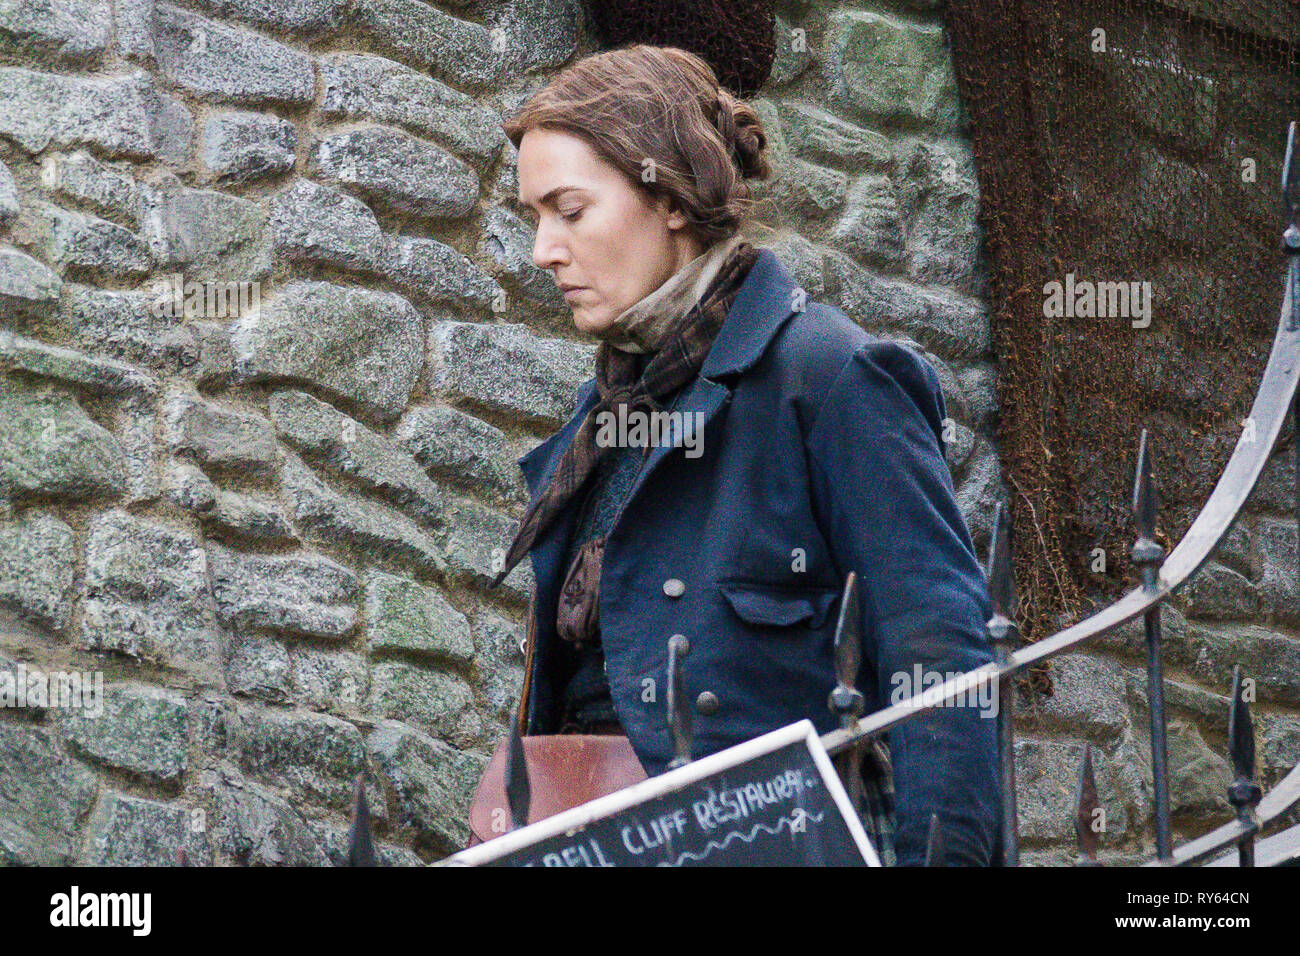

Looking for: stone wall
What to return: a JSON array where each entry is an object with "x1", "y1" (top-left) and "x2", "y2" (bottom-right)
[{"x1": 0, "y1": 0, "x2": 1293, "y2": 866}]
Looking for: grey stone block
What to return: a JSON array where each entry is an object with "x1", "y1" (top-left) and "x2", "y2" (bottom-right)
[
  {"x1": 893, "y1": 138, "x2": 986, "y2": 296},
  {"x1": 79, "y1": 508, "x2": 221, "y2": 671},
  {"x1": 767, "y1": 157, "x2": 849, "y2": 222},
  {"x1": 823, "y1": 248, "x2": 993, "y2": 358},
  {"x1": 82, "y1": 791, "x2": 212, "y2": 865},
  {"x1": 0, "y1": 724, "x2": 97, "y2": 865},
  {"x1": 268, "y1": 179, "x2": 383, "y2": 273},
  {"x1": 394, "y1": 404, "x2": 526, "y2": 505},
  {"x1": 1181, "y1": 621, "x2": 1300, "y2": 707},
  {"x1": 140, "y1": 181, "x2": 269, "y2": 282},
  {"x1": 280, "y1": 451, "x2": 447, "y2": 575},
  {"x1": 831, "y1": 173, "x2": 907, "y2": 270},
  {"x1": 0, "y1": 383, "x2": 125, "y2": 502},
  {"x1": 313, "y1": 126, "x2": 479, "y2": 218},
  {"x1": 115, "y1": 0, "x2": 156, "y2": 63},
  {"x1": 232, "y1": 281, "x2": 422, "y2": 424},
  {"x1": 1022, "y1": 653, "x2": 1128, "y2": 740},
  {"x1": 50, "y1": 284, "x2": 208, "y2": 377},
  {"x1": 428, "y1": 320, "x2": 595, "y2": 426},
  {"x1": 367, "y1": 718, "x2": 488, "y2": 854},
  {"x1": 58, "y1": 683, "x2": 190, "y2": 782},
  {"x1": 382, "y1": 234, "x2": 501, "y2": 308},
  {"x1": 290, "y1": 645, "x2": 367, "y2": 714},
  {"x1": 269, "y1": 388, "x2": 445, "y2": 526},
  {"x1": 231, "y1": 703, "x2": 367, "y2": 810},
  {"x1": 202, "y1": 111, "x2": 296, "y2": 183},
  {"x1": 769, "y1": 100, "x2": 894, "y2": 167},
  {"x1": 0, "y1": 511, "x2": 75, "y2": 631},
  {"x1": 154, "y1": 5, "x2": 314, "y2": 105},
  {"x1": 163, "y1": 389, "x2": 278, "y2": 476},
  {"x1": 0, "y1": 329, "x2": 158, "y2": 397},
  {"x1": 206, "y1": 768, "x2": 331, "y2": 866},
  {"x1": 369, "y1": 659, "x2": 479, "y2": 748},
  {"x1": 0, "y1": 246, "x2": 61, "y2": 314},
  {"x1": 442, "y1": 497, "x2": 532, "y2": 602},
  {"x1": 318, "y1": 52, "x2": 505, "y2": 162},
  {"x1": 309, "y1": 820, "x2": 423, "y2": 866},
  {"x1": 40, "y1": 150, "x2": 141, "y2": 226},
  {"x1": 22, "y1": 201, "x2": 151, "y2": 277},
  {"x1": 164, "y1": 462, "x2": 296, "y2": 542},
  {"x1": 0, "y1": 327, "x2": 159, "y2": 398},
  {"x1": 1013, "y1": 736, "x2": 1128, "y2": 844},
  {"x1": 768, "y1": 14, "x2": 814, "y2": 87},
  {"x1": 1181, "y1": 560, "x2": 1259, "y2": 621},
  {"x1": 480, "y1": 205, "x2": 565, "y2": 309},
  {"x1": 226, "y1": 634, "x2": 291, "y2": 702},
  {"x1": 0, "y1": 67, "x2": 169, "y2": 158},
  {"x1": 192, "y1": 0, "x2": 346, "y2": 33},
  {"x1": 366, "y1": 569, "x2": 473, "y2": 664},
  {"x1": 470, "y1": 608, "x2": 525, "y2": 728},
  {"x1": 351, "y1": 0, "x2": 504, "y2": 89},
  {"x1": 826, "y1": 10, "x2": 962, "y2": 131},
  {"x1": 0, "y1": 158, "x2": 17, "y2": 221},
  {"x1": 207, "y1": 542, "x2": 359, "y2": 640},
  {"x1": 0, "y1": 0, "x2": 111, "y2": 65}
]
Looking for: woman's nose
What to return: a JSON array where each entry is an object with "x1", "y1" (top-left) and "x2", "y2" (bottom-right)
[{"x1": 531, "y1": 219, "x2": 570, "y2": 271}]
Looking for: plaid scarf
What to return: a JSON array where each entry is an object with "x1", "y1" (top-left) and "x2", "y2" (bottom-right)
[{"x1": 490, "y1": 241, "x2": 761, "y2": 589}]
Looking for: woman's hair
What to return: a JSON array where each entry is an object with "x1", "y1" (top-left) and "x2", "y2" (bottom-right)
[{"x1": 503, "y1": 44, "x2": 773, "y2": 245}]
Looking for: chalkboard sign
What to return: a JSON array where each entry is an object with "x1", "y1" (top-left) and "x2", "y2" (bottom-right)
[{"x1": 444, "y1": 720, "x2": 879, "y2": 867}]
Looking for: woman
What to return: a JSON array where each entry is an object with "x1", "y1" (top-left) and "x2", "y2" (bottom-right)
[{"x1": 489, "y1": 45, "x2": 999, "y2": 866}]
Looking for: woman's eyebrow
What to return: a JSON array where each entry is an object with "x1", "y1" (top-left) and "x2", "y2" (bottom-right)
[{"x1": 520, "y1": 185, "x2": 585, "y2": 209}]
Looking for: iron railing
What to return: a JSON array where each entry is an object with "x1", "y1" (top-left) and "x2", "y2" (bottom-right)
[{"x1": 345, "y1": 120, "x2": 1300, "y2": 867}]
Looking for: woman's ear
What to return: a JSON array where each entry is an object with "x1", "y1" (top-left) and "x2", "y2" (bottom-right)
[{"x1": 663, "y1": 197, "x2": 689, "y2": 231}]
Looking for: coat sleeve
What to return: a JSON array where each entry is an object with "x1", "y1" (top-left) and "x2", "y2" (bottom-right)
[{"x1": 804, "y1": 340, "x2": 1000, "y2": 866}]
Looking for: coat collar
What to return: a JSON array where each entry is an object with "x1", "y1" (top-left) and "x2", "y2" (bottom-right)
[{"x1": 518, "y1": 247, "x2": 801, "y2": 494}]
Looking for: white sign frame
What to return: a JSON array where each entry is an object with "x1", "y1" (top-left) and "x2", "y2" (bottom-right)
[{"x1": 443, "y1": 719, "x2": 881, "y2": 867}]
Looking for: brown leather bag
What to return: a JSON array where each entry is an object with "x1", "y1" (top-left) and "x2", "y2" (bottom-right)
[{"x1": 466, "y1": 734, "x2": 648, "y2": 847}]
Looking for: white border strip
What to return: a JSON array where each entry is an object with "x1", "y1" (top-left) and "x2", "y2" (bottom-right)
[{"x1": 442, "y1": 719, "x2": 879, "y2": 867}]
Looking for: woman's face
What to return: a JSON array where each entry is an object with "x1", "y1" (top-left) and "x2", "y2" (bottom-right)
[{"x1": 517, "y1": 127, "x2": 705, "y2": 337}]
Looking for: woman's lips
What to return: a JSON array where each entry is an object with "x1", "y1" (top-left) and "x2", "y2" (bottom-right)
[{"x1": 563, "y1": 287, "x2": 587, "y2": 301}]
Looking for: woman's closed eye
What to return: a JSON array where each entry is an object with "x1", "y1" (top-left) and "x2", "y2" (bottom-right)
[{"x1": 560, "y1": 208, "x2": 584, "y2": 222}]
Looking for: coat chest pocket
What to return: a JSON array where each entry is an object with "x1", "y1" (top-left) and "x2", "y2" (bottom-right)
[{"x1": 717, "y1": 581, "x2": 841, "y2": 631}]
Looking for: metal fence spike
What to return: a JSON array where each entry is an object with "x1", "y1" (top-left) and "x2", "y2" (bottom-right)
[
  {"x1": 667, "y1": 634, "x2": 693, "y2": 770},
  {"x1": 1128, "y1": 430, "x2": 1173, "y2": 859},
  {"x1": 1132, "y1": 429, "x2": 1157, "y2": 540},
  {"x1": 345, "y1": 776, "x2": 378, "y2": 866},
  {"x1": 1074, "y1": 743, "x2": 1101, "y2": 865},
  {"x1": 1228, "y1": 665, "x2": 1256, "y2": 781},
  {"x1": 985, "y1": 500, "x2": 1019, "y2": 866},
  {"x1": 986, "y1": 501, "x2": 1013, "y2": 618},
  {"x1": 829, "y1": 573, "x2": 866, "y2": 815},
  {"x1": 505, "y1": 724, "x2": 531, "y2": 831},
  {"x1": 832, "y1": 572, "x2": 862, "y2": 692},
  {"x1": 1227, "y1": 665, "x2": 1263, "y2": 867},
  {"x1": 925, "y1": 813, "x2": 946, "y2": 866},
  {"x1": 1283, "y1": 120, "x2": 1297, "y2": 243}
]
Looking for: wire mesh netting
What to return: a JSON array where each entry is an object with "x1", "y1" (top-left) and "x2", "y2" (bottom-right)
[
  {"x1": 583, "y1": 0, "x2": 777, "y2": 97},
  {"x1": 946, "y1": 0, "x2": 1300, "y2": 657}
]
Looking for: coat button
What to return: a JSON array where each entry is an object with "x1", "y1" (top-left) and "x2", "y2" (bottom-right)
[
  {"x1": 695, "y1": 691, "x2": 720, "y2": 716},
  {"x1": 662, "y1": 578, "x2": 685, "y2": 598}
]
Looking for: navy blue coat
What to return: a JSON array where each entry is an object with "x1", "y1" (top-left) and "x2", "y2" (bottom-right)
[{"x1": 513, "y1": 248, "x2": 1000, "y2": 866}]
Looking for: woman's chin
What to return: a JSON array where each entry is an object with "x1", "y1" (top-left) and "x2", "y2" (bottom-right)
[{"x1": 572, "y1": 309, "x2": 613, "y2": 337}]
